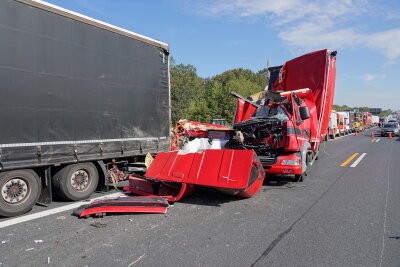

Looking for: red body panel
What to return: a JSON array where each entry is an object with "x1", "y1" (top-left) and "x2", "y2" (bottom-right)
[
  {"x1": 234, "y1": 98, "x2": 258, "y2": 124},
  {"x1": 124, "y1": 176, "x2": 195, "y2": 202},
  {"x1": 145, "y1": 149, "x2": 264, "y2": 191},
  {"x1": 76, "y1": 196, "x2": 170, "y2": 217},
  {"x1": 270, "y1": 49, "x2": 336, "y2": 144}
]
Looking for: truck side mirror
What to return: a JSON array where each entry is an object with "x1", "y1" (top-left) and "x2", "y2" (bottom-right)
[{"x1": 299, "y1": 106, "x2": 310, "y2": 120}]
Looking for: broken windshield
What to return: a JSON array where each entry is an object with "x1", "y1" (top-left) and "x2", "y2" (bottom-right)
[{"x1": 254, "y1": 105, "x2": 289, "y2": 122}]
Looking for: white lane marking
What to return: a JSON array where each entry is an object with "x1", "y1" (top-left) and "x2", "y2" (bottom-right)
[
  {"x1": 379, "y1": 142, "x2": 393, "y2": 266},
  {"x1": 376, "y1": 138, "x2": 380, "y2": 142},
  {"x1": 0, "y1": 192, "x2": 123, "y2": 229},
  {"x1": 350, "y1": 153, "x2": 367, "y2": 168}
]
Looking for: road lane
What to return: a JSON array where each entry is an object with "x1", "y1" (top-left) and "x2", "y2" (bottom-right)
[
  {"x1": 340, "y1": 153, "x2": 359, "y2": 167},
  {"x1": 255, "y1": 130, "x2": 400, "y2": 267}
]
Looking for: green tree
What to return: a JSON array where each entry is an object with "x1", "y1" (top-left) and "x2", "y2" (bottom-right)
[
  {"x1": 170, "y1": 62, "x2": 207, "y2": 123},
  {"x1": 170, "y1": 61, "x2": 268, "y2": 125},
  {"x1": 206, "y1": 69, "x2": 268, "y2": 123}
]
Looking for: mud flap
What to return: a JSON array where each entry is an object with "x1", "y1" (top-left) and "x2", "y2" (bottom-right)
[
  {"x1": 37, "y1": 167, "x2": 52, "y2": 205},
  {"x1": 145, "y1": 149, "x2": 265, "y2": 197}
]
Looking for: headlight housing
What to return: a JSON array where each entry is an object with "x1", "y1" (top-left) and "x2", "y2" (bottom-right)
[{"x1": 281, "y1": 159, "x2": 301, "y2": 165}]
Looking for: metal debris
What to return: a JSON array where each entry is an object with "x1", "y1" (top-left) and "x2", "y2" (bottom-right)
[{"x1": 90, "y1": 222, "x2": 107, "y2": 228}]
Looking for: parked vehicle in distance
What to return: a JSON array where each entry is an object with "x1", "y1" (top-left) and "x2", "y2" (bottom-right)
[
  {"x1": 336, "y1": 111, "x2": 350, "y2": 135},
  {"x1": 371, "y1": 115, "x2": 379, "y2": 126},
  {"x1": 329, "y1": 112, "x2": 339, "y2": 138},
  {"x1": 380, "y1": 123, "x2": 400, "y2": 137},
  {"x1": 363, "y1": 112, "x2": 373, "y2": 128},
  {"x1": 349, "y1": 111, "x2": 365, "y2": 132}
]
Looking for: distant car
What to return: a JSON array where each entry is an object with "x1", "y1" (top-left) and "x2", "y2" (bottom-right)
[{"x1": 380, "y1": 123, "x2": 400, "y2": 136}]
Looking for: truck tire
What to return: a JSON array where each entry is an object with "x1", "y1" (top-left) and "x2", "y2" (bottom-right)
[
  {"x1": 0, "y1": 169, "x2": 41, "y2": 217},
  {"x1": 294, "y1": 174, "x2": 304, "y2": 182},
  {"x1": 295, "y1": 143, "x2": 311, "y2": 182},
  {"x1": 52, "y1": 163, "x2": 99, "y2": 201}
]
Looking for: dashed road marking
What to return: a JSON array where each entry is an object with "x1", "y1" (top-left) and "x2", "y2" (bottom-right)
[
  {"x1": 350, "y1": 153, "x2": 367, "y2": 168},
  {"x1": 340, "y1": 153, "x2": 359, "y2": 167},
  {"x1": 0, "y1": 192, "x2": 123, "y2": 229}
]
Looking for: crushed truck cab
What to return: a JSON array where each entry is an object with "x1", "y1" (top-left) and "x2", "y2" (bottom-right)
[{"x1": 227, "y1": 50, "x2": 337, "y2": 179}]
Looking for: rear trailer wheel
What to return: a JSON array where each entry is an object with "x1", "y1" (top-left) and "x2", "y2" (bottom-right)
[
  {"x1": 52, "y1": 163, "x2": 99, "y2": 201},
  {"x1": 0, "y1": 169, "x2": 41, "y2": 217}
]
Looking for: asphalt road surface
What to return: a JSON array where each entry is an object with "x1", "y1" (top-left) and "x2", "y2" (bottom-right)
[{"x1": 1, "y1": 128, "x2": 399, "y2": 267}]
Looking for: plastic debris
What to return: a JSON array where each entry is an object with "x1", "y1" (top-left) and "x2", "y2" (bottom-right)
[
  {"x1": 34, "y1": 240, "x2": 43, "y2": 243},
  {"x1": 25, "y1": 248, "x2": 35, "y2": 251},
  {"x1": 1, "y1": 240, "x2": 9, "y2": 244},
  {"x1": 56, "y1": 216, "x2": 66, "y2": 220}
]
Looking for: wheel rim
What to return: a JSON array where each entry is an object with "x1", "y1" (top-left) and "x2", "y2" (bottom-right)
[
  {"x1": 70, "y1": 169, "x2": 90, "y2": 192},
  {"x1": 1, "y1": 178, "x2": 30, "y2": 204}
]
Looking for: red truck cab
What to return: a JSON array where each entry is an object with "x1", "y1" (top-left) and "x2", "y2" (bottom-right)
[
  {"x1": 229, "y1": 49, "x2": 337, "y2": 180},
  {"x1": 231, "y1": 88, "x2": 316, "y2": 178}
]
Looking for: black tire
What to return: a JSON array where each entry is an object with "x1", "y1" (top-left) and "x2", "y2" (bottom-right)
[
  {"x1": 306, "y1": 152, "x2": 313, "y2": 167},
  {"x1": 294, "y1": 174, "x2": 304, "y2": 182},
  {"x1": 0, "y1": 169, "x2": 41, "y2": 217},
  {"x1": 52, "y1": 163, "x2": 99, "y2": 201}
]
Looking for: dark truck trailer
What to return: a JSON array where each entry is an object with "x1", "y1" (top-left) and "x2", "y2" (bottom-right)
[{"x1": 0, "y1": 0, "x2": 170, "y2": 217}]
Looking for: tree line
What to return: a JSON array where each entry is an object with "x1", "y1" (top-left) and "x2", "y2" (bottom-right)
[
  {"x1": 170, "y1": 59, "x2": 390, "y2": 125},
  {"x1": 170, "y1": 59, "x2": 268, "y2": 125}
]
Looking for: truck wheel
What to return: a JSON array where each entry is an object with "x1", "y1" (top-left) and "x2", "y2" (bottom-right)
[
  {"x1": 0, "y1": 169, "x2": 41, "y2": 217},
  {"x1": 306, "y1": 152, "x2": 313, "y2": 167},
  {"x1": 294, "y1": 174, "x2": 304, "y2": 182},
  {"x1": 52, "y1": 163, "x2": 99, "y2": 201}
]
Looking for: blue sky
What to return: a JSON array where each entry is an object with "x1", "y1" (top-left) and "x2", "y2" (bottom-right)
[{"x1": 45, "y1": 0, "x2": 400, "y2": 110}]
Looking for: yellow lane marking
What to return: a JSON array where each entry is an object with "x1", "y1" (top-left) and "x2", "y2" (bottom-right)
[
  {"x1": 350, "y1": 153, "x2": 367, "y2": 168},
  {"x1": 340, "y1": 153, "x2": 359, "y2": 167},
  {"x1": 370, "y1": 138, "x2": 376, "y2": 142}
]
